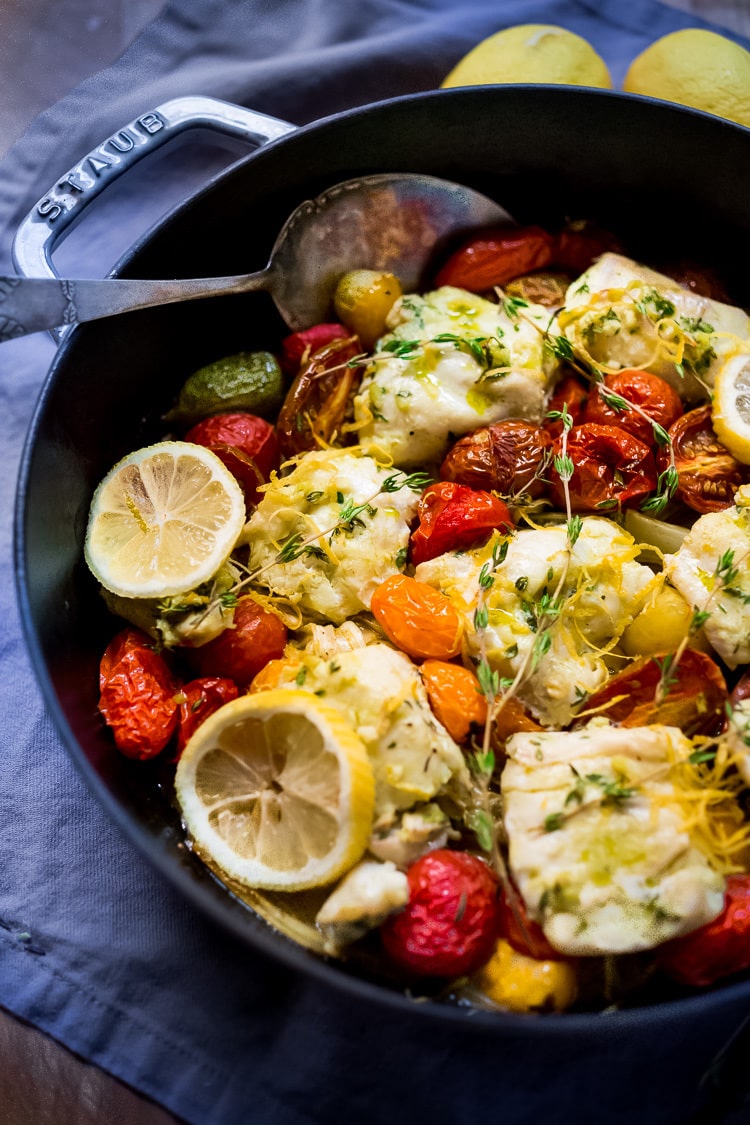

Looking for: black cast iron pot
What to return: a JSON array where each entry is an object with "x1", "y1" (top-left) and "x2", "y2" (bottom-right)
[{"x1": 13, "y1": 86, "x2": 750, "y2": 1078}]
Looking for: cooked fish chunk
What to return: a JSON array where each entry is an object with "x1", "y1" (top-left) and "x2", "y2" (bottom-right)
[
  {"x1": 502, "y1": 723, "x2": 725, "y2": 955},
  {"x1": 559, "y1": 253, "x2": 750, "y2": 402},
  {"x1": 368, "y1": 802, "x2": 453, "y2": 869},
  {"x1": 241, "y1": 449, "x2": 419, "y2": 624},
  {"x1": 415, "y1": 519, "x2": 656, "y2": 728},
  {"x1": 316, "y1": 860, "x2": 409, "y2": 953},
  {"x1": 665, "y1": 485, "x2": 750, "y2": 669},
  {"x1": 268, "y1": 642, "x2": 470, "y2": 819},
  {"x1": 354, "y1": 286, "x2": 557, "y2": 467}
]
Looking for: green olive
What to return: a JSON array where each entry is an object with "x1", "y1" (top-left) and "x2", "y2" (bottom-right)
[{"x1": 333, "y1": 270, "x2": 403, "y2": 349}]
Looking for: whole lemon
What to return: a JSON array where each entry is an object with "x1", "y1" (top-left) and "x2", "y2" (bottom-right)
[
  {"x1": 623, "y1": 29, "x2": 750, "y2": 128},
  {"x1": 441, "y1": 24, "x2": 612, "y2": 89}
]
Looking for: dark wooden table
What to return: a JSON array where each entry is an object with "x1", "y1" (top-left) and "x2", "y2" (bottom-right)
[{"x1": 0, "y1": 0, "x2": 748, "y2": 1121}]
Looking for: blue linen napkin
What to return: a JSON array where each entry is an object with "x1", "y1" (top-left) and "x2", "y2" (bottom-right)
[{"x1": 2, "y1": 2, "x2": 750, "y2": 1122}]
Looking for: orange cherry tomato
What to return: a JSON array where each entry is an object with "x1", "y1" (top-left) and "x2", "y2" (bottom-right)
[
  {"x1": 582, "y1": 648, "x2": 727, "y2": 738},
  {"x1": 248, "y1": 657, "x2": 299, "y2": 694},
  {"x1": 371, "y1": 575, "x2": 464, "y2": 660},
  {"x1": 189, "y1": 596, "x2": 288, "y2": 688},
  {"x1": 659, "y1": 404, "x2": 750, "y2": 514},
  {"x1": 493, "y1": 695, "x2": 543, "y2": 742},
  {"x1": 419, "y1": 660, "x2": 487, "y2": 742},
  {"x1": 98, "y1": 628, "x2": 180, "y2": 760},
  {"x1": 583, "y1": 370, "x2": 683, "y2": 447},
  {"x1": 174, "y1": 677, "x2": 239, "y2": 758},
  {"x1": 410, "y1": 481, "x2": 513, "y2": 566}
]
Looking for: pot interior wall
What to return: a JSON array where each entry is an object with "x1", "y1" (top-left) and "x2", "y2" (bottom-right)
[{"x1": 16, "y1": 86, "x2": 750, "y2": 1020}]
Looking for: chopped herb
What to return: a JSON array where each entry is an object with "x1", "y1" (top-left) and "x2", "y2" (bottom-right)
[{"x1": 295, "y1": 667, "x2": 307, "y2": 686}]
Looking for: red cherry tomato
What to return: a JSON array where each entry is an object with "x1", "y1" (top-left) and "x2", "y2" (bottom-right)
[
  {"x1": 409, "y1": 481, "x2": 513, "y2": 566},
  {"x1": 730, "y1": 670, "x2": 750, "y2": 710},
  {"x1": 370, "y1": 575, "x2": 464, "y2": 660},
  {"x1": 582, "y1": 648, "x2": 727, "y2": 738},
  {"x1": 659, "y1": 404, "x2": 750, "y2": 514},
  {"x1": 498, "y1": 890, "x2": 564, "y2": 962},
  {"x1": 549, "y1": 423, "x2": 657, "y2": 512},
  {"x1": 435, "y1": 226, "x2": 556, "y2": 290},
  {"x1": 552, "y1": 224, "x2": 621, "y2": 276},
  {"x1": 657, "y1": 875, "x2": 750, "y2": 988},
  {"x1": 440, "y1": 420, "x2": 551, "y2": 499},
  {"x1": 175, "y1": 677, "x2": 239, "y2": 757},
  {"x1": 184, "y1": 412, "x2": 280, "y2": 507},
  {"x1": 380, "y1": 849, "x2": 499, "y2": 977},
  {"x1": 544, "y1": 375, "x2": 589, "y2": 438},
  {"x1": 98, "y1": 628, "x2": 180, "y2": 760},
  {"x1": 583, "y1": 370, "x2": 683, "y2": 446},
  {"x1": 190, "y1": 596, "x2": 288, "y2": 688},
  {"x1": 276, "y1": 335, "x2": 362, "y2": 459},
  {"x1": 279, "y1": 323, "x2": 350, "y2": 376}
]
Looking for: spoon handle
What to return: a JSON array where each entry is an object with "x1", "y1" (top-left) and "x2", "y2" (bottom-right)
[{"x1": 0, "y1": 271, "x2": 270, "y2": 342}]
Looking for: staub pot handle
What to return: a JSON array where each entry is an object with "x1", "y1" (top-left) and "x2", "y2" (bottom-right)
[{"x1": 10, "y1": 96, "x2": 296, "y2": 339}]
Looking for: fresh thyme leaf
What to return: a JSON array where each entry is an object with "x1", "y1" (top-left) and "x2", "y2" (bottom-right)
[
  {"x1": 515, "y1": 575, "x2": 529, "y2": 592},
  {"x1": 305, "y1": 490, "x2": 324, "y2": 503},
  {"x1": 382, "y1": 338, "x2": 421, "y2": 358},
  {"x1": 601, "y1": 391, "x2": 629, "y2": 413},
  {"x1": 502, "y1": 296, "x2": 529, "y2": 321},
  {"x1": 567, "y1": 515, "x2": 583, "y2": 546},
  {"x1": 466, "y1": 808, "x2": 494, "y2": 853},
  {"x1": 553, "y1": 453, "x2": 574, "y2": 481},
  {"x1": 381, "y1": 470, "x2": 433, "y2": 493},
  {"x1": 690, "y1": 608, "x2": 711, "y2": 633},
  {"x1": 651, "y1": 421, "x2": 670, "y2": 447},
  {"x1": 395, "y1": 546, "x2": 408, "y2": 569},
  {"x1": 505, "y1": 642, "x2": 519, "y2": 659},
  {"x1": 219, "y1": 591, "x2": 238, "y2": 609},
  {"x1": 276, "y1": 533, "x2": 305, "y2": 563},
  {"x1": 295, "y1": 667, "x2": 307, "y2": 686},
  {"x1": 544, "y1": 812, "x2": 565, "y2": 833},
  {"x1": 477, "y1": 660, "x2": 500, "y2": 698},
  {"x1": 474, "y1": 604, "x2": 489, "y2": 630},
  {"x1": 688, "y1": 748, "x2": 717, "y2": 765}
]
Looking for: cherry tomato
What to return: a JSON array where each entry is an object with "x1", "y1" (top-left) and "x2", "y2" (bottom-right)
[
  {"x1": 553, "y1": 224, "x2": 621, "y2": 276},
  {"x1": 175, "y1": 677, "x2": 239, "y2": 757},
  {"x1": 98, "y1": 628, "x2": 180, "y2": 760},
  {"x1": 380, "y1": 849, "x2": 499, "y2": 978},
  {"x1": 659, "y1": 404, "x2": 750, "y2": 514},
  {"x1": 493, "y1": 695, "x2": 543, "y2": 743},
  {"x1": 371, "y1": 575, "x2": 463, "y2": 660},
  {"x1": 582, "y1": 648, "x2": 727, "y2": 738},
  {"x1": 583, "y1": 370, "x2": 683, "y2": 446},
  {"x1": 504, "y1": 272, "x2": 570, "y2": 309},
  {"x1": 419, "y1": 659, "x2": 487, "y2": 743},
  {"x1": 657, "y1": 875, "x2": 750, "y2": 988},
  {"x1": 440, "y1": 420, "x2": 551, "y2": 499},
  {"x1": 184, "y1": 412, "x2": 279, "y2": 507},
  {"x1": 730, "y1": 670, "x2": 750, "y2": 710},
  {"x1": 544, "y1": 375, "x2": 588, "y2": 438},
  {"x1": 189, "y1": 596, "x2": 288, "y2": 688},
  {"x1": 409, "y1": 481, "x2": 513, "y2": 566},
  {"x1": 435, "y1": 226, "x2": 556, "y2": 291},
  {"x1": 549, "y1": 423, "x2": 657, "y2": 512},
  {"x1": 279, "y1": 323, "x2": 350, "y2": 376},
  {"x1": 498, "y1": 889, "x2": 564, "y2": 962},
  {"x1": 276, "y1": 335, "x2": 361, "y2": 460}
]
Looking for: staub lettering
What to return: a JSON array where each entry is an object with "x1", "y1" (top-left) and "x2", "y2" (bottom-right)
[{"x1": 36, "y1": 110, "x2": 167, "y2": 224}]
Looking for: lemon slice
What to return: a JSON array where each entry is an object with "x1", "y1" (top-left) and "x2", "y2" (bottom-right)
[
  {"x1": 85, "y1": 441, "x2": 246, "y2": 598},
  {"x1": 174, "y1": 690, "x2": 375, "y2": 891},
  {"x1": 712, "y1": 354, "x2": 750, "y2": 465}
]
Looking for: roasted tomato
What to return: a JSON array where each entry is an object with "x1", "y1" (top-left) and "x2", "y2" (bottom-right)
[
  {"x1": 544, "y1": 375, "x2": 588, "y2": 438},
  {"x1": 371, "y1": 575, "x2": 463, "y2": 660},
  {"x1": 279, "y1": 323, "x2": 350, "y2": 376},
  {"x1": 434, "y1": 223, "x2": 619, "y2": 293},
  {"x1": 98, "y1": 628, "x2": 180, "y2": 759},
  {"x1": 184, "y1": 412, "x2": 279, "y2": 507},
  {"x1": 435, "y1": 225, "x2": 555, "y2": 291},
  {"x1": 189, "y1": 596, "x2": 288, "y2": 688},
  {"x1": 493, "y1": 695, "x2": 543, "y2": 743},
  {"x1": 440, "y1": 420, "x2": 551, "y2": 499},
  {"x1": 419, "y1": 659, "x2": 487, "y2": 743},
  {"x1": 409, "y1": 481, "x2": 513, "y2": 566},
  {"x1": 730, "y1": 670, "x2": 750, "y2": 709},
  {"x1": 657, "y1": 875, "x2": 750, "y2": 987},
  {"x1": 174, "y1": 677, "x2": 239, "y2": 757},
  {"x1": 583, "y1": 370, "x2": 683, "y2": 446},
  {"x1": 498, "y1": 888, "x2": 564, "y2": 962},
  {"x1": 549, "y1": 423, "x2": 657, "y2": 512},
  {"x1": 504, "y1": 272, "x2": 570, "y2": 309},
  {"x1": 380, "y1": 849, "x2": 499, "y2": 977},
  {"x1": 582, "y1": 648, "x2": 727, "y2": 738},
  {"x1": 276, "y1": 334, "x2": 361, "y2": 459},
  {"x1": 659, "y1": 404, "x2": 750, "y2": 514}
]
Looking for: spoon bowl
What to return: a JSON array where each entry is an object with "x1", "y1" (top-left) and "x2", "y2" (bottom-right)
[{"x1": 0, "y1": 173, "x2": 511, "y2": 342}]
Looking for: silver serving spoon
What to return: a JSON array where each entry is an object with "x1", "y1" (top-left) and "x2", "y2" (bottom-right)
[{"x1": 0, "y1": 174, "x2": 512, "y2": 343}]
